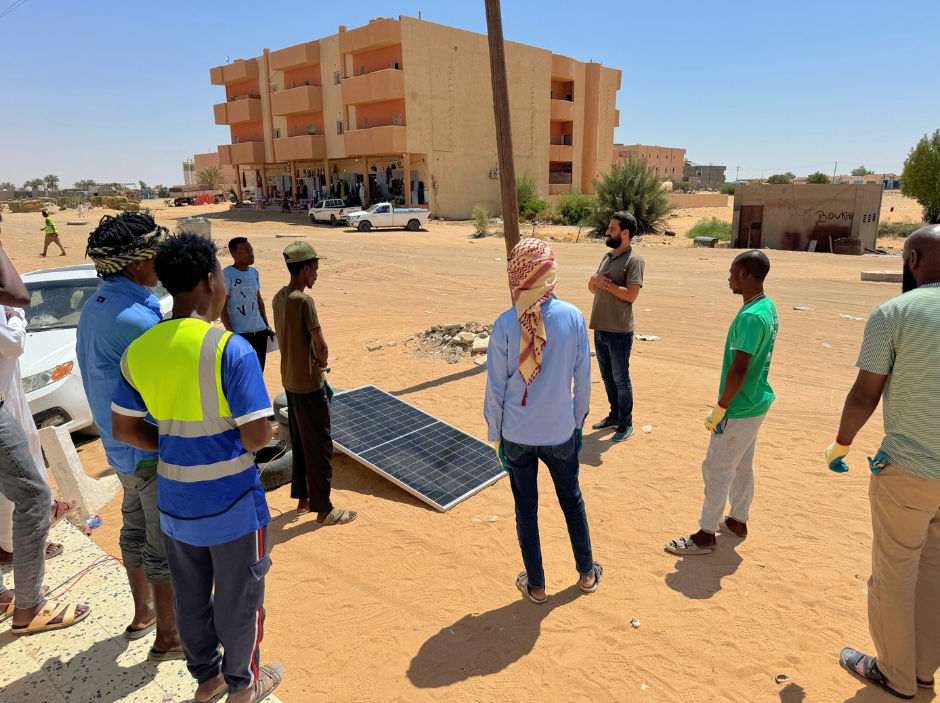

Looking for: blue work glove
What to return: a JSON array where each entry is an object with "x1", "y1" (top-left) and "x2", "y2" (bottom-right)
[
  {"x1": 576, "y1": 429, "x2": 583, "y2": 453},
  {"x1": 825, "y1": 441, "x2": 851, "y2": 473},
  {"x1": 868, "y1": 450, "x2": 888, "y2": 475}
]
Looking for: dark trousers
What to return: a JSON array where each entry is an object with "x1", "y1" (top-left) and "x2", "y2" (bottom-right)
[
  {"x1": 164, "y1": 527, "x2": 271, "y2": 694},
  {"x1": 594, "y1": 330, "x2": 634, "y2": 428},
  {"x1": 286, "y1": 388, "x2": 333, "y2": 513},
  {"x1": 503, "y1": 431, "x2": 594, "y2": 590},
  {"x1": 236, "y1": 330, "x2": 269, "y2": 372}
]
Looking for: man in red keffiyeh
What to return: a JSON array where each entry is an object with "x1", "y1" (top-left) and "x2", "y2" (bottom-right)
[{"x1": 484, "y1": 238, "x2": 601, "y2": 605}]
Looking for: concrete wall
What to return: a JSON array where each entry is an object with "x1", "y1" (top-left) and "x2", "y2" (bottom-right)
[
  {"x1": 730, "y1": 184, "x2": 883, "y2": 252},
  {"x1": 667, "y1": 193, "x2": 731, "y2": 208}
]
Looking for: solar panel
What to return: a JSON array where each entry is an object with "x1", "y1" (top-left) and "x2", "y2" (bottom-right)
[{"x1": 314, "y1": 385, "x2": 506, "y2": 511}]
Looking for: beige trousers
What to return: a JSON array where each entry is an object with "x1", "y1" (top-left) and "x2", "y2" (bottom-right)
[{"x1": 868, "y1": 463, "x2": 940, "y2": 696}]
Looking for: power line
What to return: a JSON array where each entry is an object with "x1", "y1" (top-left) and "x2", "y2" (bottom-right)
[{"x1": 0, "y1": 0, "x2": 29, "y2": 21}]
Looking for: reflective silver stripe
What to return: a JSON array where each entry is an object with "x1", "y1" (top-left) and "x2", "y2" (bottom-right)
[
  {"x1": 120, "y1": 352, "x2": 137, "y2": 390},
  {"x1": 158, "y1": 451, "x2": 255, "y2": 483},
  {"x1": 157, "y1": 416, "x2": 238, "y2": 438},
  {"x1": 198, "y1": 327, "x2": 227, "y2": 418}
]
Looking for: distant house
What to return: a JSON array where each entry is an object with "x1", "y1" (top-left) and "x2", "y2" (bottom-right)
[
  {"x1": 683, "y1": 161, "x2": 726, "y2": 190},
  {"x1": 611, "y1": 144, "x2": 685, "y2": 182},
  {"x1": 834, "y1": 174, "x2": 901, "y2": 190}
]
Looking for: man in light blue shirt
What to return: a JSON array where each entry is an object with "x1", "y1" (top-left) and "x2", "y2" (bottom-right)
[
  {"x1": 221, "y1": 237, "x2": 275, "y2": 371},
  {"x1": 76, "y1": 211, "x2": 181, "y2": 661},
  {"x1": 484, "y1": 239, "x2": 600, "y2": 605}
]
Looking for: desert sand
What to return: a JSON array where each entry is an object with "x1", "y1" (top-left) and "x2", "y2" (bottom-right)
[{"x1": 0, "y1": 195, "x2": 924, "y2": 702}]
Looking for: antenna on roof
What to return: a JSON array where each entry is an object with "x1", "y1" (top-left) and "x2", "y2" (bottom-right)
[{"x1": 226, "y1": 55, "x2": 230, "y2": 64}]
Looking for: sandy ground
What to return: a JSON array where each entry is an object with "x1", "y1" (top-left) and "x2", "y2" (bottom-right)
[{"x1": 0, "y1": 198, "x2": 925, "y2": 702}]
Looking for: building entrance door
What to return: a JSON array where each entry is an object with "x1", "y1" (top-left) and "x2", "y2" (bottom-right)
[{"x1": 737, "y1": 205, "x2": 763, "y2": 248}]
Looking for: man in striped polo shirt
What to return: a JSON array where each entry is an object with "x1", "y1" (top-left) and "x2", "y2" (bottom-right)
[
  {"x1": 827, "y1": 226, "x2": 940, "y2": 700},
  {"x1": 112, "y1": 233, "x2": 281, "y2": 703}
]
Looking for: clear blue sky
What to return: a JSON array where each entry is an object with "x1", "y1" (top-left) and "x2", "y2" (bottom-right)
[{"x1": 1, "y1": 0, "x2": 937, "y2": 188}]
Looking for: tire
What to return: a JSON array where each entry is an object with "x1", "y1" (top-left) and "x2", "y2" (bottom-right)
[
  {"x1": 273, "y1": 392, "x2": 287, "y2": 419},
  {"x1": 358, "y1": 220, "x2": 372, "y2": 232},
  {"x1": 256, "y1": 440, "x2": 292, "y2": 492},
  {"x1": 330, "y1": 214, "x2": 338, "y2": 226},
  {"x1": 406, "y1": 219, "x2": 420, "y2": 232}
]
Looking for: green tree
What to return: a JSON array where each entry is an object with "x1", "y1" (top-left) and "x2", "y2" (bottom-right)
[
  {"x1": 515, "y1": 171, "x2": 538, "y2": 213},
  {"x1": 586, "y1": 156, "x2": 673, "y2": 236},
  {"x1": 0, "y1": 182, "x2": 14, "y2": 191},
  {"x1": 23, "y1": 178, "x2": 44, "y2": 190},
  {"x1": 43, "y1": 174, "x2": 60, "y2": 190},
  {"x1": 138, "y1": 180, "x2": 149, "y2": 191},
  {"x1": 767, "y1": 174, "x2": 791, "y2": 184},
  {"x1": 851, "y1": 166, "x2": 874, "y2": 177},
  {"x1": 719, "y1": 182, "x2": 736, "y2": 195},
  {"x1": 154, "y1": 184, "x2": 170, "y2": 198},
  {"x1": 807, "y1": 171, "x2": 831, "y2": 184},
  {"x1": 901, "y1": 129, "x2": 940, "y2": 224},
  {"x1": 74, "y1": 179, "x2": 97, "y2": 190},
  {"x1": 784, "y1": 172, "x2": 796, "y2": 180},
  {"x1": 197, "y1": 166, "x2": 225, "y2": 191}
]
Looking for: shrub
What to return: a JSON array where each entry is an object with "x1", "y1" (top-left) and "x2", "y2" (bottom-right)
[
  {"x1": 676, "y1": 181, "x2": 693, "y2": 192},
  {"x1": 878, "y1": 221, "x2": 927, "y2": 239},
  {"x1": 586, "y1": 157, "x2": 673, "y2": 236},
  {"x1": 767, "y1": 174, "x2": 791, "y2": 184},
  {"x1": 686, "y1": 217, "x2": 732, "y2": 241},
  {"x1": 902, "y1": 129, "x2": 940, "y2": 223},
  {"x1": 807, "y1": 172, "x2": 831, "y2": 184},
  {"x1": 519, "y1": 198, "x2": 549, "y2": 221},
  {"x1": 720, "y1": 182, "x2": 736, "y2": 195},
  {"x1": 553, "y1": 192, "x2": 597, "y2": 226},
  {"x1": 471, "y1": 203, "x2": 490, "y2": 237},
  {"x1": 516, "y1": 172, "x2": 538, "y2": 212},
  {"x1": 852, "y1": 166, "x2": 874, "y2": 177}
]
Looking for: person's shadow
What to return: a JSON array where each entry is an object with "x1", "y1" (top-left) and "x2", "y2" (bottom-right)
[
  {"x1": 779, "y1": 682, "x2": 806, "y2": 702},
  {"x1": 663, "y1": 535, "x2": 743, "y2": 599},
  {"x1": 407, "y1": 585, "x2": 581, "y2": 688}
]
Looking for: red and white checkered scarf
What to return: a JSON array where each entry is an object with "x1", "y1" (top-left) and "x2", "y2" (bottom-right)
[{"x1": 507, "y1": 239, "x2": 557, "y2": 405}]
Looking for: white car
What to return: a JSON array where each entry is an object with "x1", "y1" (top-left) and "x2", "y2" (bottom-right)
[
  {"x1": 308, "y1": 199, "x2": 361, "y2": 226},
  {"x1": 346, "y1": 203, "x2": 431, "y2": 232},
  {"x1": 19, "y1": 264, "x2": 172, "y2": 435}
]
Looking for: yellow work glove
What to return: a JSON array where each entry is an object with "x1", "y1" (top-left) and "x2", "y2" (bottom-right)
[
  {"x1": 492, "y1": 441, "x2": 510, "y2": 472},
  {"x1": 704, "y1": 404, "x2": 727, "y2": 434},
  {"x1": 825, "y1": 441, "x2": 851, "y2": 473}
]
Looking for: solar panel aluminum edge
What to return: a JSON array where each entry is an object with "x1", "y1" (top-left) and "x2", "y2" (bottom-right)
[{"x1": 330, "y1": 385, "x2": 506, "y2": 512}]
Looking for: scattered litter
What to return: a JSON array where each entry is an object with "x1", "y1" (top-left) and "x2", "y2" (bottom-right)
[
  {"x1": 822, "y1": 343, "x2": 832, "y2": 348},
  {"x1": 473, "y1": 355, "x2": 488, "y2": 366},
  {"x1": 775, "y1": 674, "x2": 791, "y2": 684},
  {"x1": 590, "y1": 349, "x2": 596, "y2": 357},
  {"x1": 641, "y1": 425, "x2": 653, "y2": 434},
  {"x1": 494, "y1": 258, "x2": 501, "y2": 261},
  {"x1": 756, "y1": 562, "x2": 766, "y2": 568},
  {"x1": 645, "y1": 308, "x2": 651, "y2": 312},
  {"x1": 641, "y1": 684, "x2": 650, "y2": 691},
  {"x1": 470, "y1": 515, "x2": 499, "y2": 523},
  {"x1": 448, "y1": 628, "x2": 455, "y2": 635},
  {"x1": 630, "y1": 617, "x2": 641, "y2": 628},
  {"x1": 635, "y1": 335, "x2": 661, "y2": 342},
  {"x1": 709, "y1": 303, "x2": 715, "y2": 306},
  {"x1": 84, "y1": 515, "x2": 102, "y2": 529},
  {"x1": 839, "y1": 314, "x2": 866, "y2": 321},
  {"x1": 690, "y1": 295, "x2": 695, "y2": 297},
  {"x1": 793, "y1": 306, "x2": 814, "y2": 311}
]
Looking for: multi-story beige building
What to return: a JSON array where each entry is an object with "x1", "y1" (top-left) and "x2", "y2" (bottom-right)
[
  {"x1": 210, "y1": 16, "x2": 621, "y2": 218},
  {"x1": 612, "y1": 144, "x2": 685, "y2": 182}
]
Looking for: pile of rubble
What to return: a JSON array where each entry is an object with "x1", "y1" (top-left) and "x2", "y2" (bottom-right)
[{"x1": 403, "y1": 321, "x2": 492, "y2": 364}]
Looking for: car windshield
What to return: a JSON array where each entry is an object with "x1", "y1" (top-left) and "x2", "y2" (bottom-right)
[
  {"x1": 24, "y1": 279, "x2": 169, "y2": 331},
  {"x1": 365, "y1": 204, "x2": 381, "y2": 213}
]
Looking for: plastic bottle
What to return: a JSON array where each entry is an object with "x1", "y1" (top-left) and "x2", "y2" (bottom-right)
[{"x1": 84, "y1": 515, "x2": 102, "y2": 529}]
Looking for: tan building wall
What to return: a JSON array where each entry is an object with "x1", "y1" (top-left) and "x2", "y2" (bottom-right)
[
  {"x1": 667, "y1": 193, "x2": 731, "y2": 208},
  {"x1": 730, "y1": 184, "x2": 883, "y2": 252},
  {"x1": 193, "y1": 152, "x2": 238, "y2": 191},
  {"x1": 612, "y1": 144, "x2": 685, "y2": 182},
  {"x1": 209, "y1": 15, "x2": 621, "y2": 218}
]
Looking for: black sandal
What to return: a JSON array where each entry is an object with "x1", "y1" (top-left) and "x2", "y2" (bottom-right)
[{"x1": 840, "y1": 647, "x2": 913, "y2": 699}]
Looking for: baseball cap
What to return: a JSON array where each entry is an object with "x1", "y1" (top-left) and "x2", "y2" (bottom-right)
[{"x1": 282, "y1": 241, "x2": 322, "y2": 263}]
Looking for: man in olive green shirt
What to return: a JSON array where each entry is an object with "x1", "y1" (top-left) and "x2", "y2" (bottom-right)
[
  {"x1": 272, "y1": 241, "x2": 356, "y2": 526},
  {"x1": 827, "y1": 226, "x2": 940, "y2": 700},
  {"x1": 665, "y1": 250, "x2": 777, "y2": 556},
  {"x1": 588, "y1": 211, "x2": 645, "y2": 442}
]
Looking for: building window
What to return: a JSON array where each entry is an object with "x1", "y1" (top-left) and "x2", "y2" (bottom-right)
[
  {"x1": 270, "y1": 84, "x2": 277, "y2": 92},
  {"x1": 362, "y1": 117, "x2": 369, "y2": 127},
  {"x1": 391, "y1": 61, "x2": 400, "y2": 69},
  {"x1": 392, "y1": 115, "x2": 403, "y2": 126},
  {"x1": 359, "y1": 65, "x2": 365, "y2": 76},
  {"x1": 550, "y1": 90, "x2": 555, "y2": 99},
  {"x1": 274, "y1": 129, "x2": 280, "y2": 139},
  {"x1": 233, "y1": 135, "x2": 240, "y2": 144},
  {"x1": 302, "y1": 81, "x2": 309, "y2": 86},
  {"x1": 334, "y1": 71, "x2": 341, "y2": 85},
  {"x1": 336, "y1": 121, "x2": 344, "y2": 135},
  {"x1": 291, "y1": 81, "x2": 296, "y2": 88},
  {"x1": 562, "y1": 134, "x2": 572, "y2": 146}
]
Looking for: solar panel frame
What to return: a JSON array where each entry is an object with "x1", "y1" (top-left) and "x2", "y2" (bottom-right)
[{"x1": 300, "y1": 385, "x2": 507, "y2": 512}]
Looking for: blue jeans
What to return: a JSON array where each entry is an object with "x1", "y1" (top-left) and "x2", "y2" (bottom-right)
[
  {"x1": 594, "y1": 330, "x2": 634, "y2": 428},
  {"x1": 503, "y1": 431, "x2": 594, "y2": 590}
]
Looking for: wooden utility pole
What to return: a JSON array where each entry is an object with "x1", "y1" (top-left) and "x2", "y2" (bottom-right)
[{"x1": 484, "y1": 0, "x2": 519, "y2": 256}]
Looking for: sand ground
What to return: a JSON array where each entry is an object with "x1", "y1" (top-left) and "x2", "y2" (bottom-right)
[{"x1": 0, "y1": 196, "x2": 927, "y2": 702}]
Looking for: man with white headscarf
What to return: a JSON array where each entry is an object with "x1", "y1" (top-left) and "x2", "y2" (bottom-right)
[{"x1": 484, "y1": 238, "x2": 599, "y2": 605}]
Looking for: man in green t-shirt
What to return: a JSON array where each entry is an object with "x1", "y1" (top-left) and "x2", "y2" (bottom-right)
[{"x1": 666, "y1": 250, "x2": 777, "y2": 556}]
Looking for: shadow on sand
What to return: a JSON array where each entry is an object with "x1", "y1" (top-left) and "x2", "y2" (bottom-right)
[{"x1": 663, "y1": 535, "x2": 743, "y2": 599}]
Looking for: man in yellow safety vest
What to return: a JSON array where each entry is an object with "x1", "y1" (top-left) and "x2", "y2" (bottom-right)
[{"x1": 39, "y1": 210, "x2": 66, "y2": 257}]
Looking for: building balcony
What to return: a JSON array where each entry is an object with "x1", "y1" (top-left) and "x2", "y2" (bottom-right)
[
  {"x1": 273, "y1": 134, "x2": 326, "y2": 162},
  {"x1": 551, "y1": 54, "x2": 576, "y2": 82},
  {"x1": 550, "y1": 99, "x2": 574, "y2": 122},
  {"x1": 214, "y1": 97, "x2": 263, "y2": 125},
  {"x1": 549, "y1": 144, "x2": 574, "y2": 162},
  {"x1": 209, "y1": 60, "x2": 259, "y2": 86},
  {"x1": 271, "y1": 85, "x2": 323, "y2": 116},
  {"x1": 615, "y1": 109, "x2": 620, "y2": 127},
  {"x1": 339, "y1": 18, "x2": 401, "y2": 55},
  {"x1": 344, "y1": 125, "x2": 407, "y2": 156},
  {"x1": 269, "y1": 42, "x2": 320, "y2": 71},
  {"x1": 218, "y1": 141, "x2": 266, "y2": 166},
  {"x1": 549, "y1": 183, "x2": 572, "y2": 195},
  {"x1": 342, "y1": 68, "x2": 405, "y2": 105}
]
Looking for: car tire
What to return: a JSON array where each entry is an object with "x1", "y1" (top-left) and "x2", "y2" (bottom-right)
[
  {"x1": 406, "y1": 219, "x2": 420, "y2": 232},
  {"x1": 358, "y1": 220, "x2": 372, "y2": 232},
  {"x1": 331, "y1": 214, "x2": 338, "y2": 226}
]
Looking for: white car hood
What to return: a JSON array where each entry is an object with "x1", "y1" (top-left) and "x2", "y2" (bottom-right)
[{"x1": 22, "y1": 329, "x2": 79, "y2": 379}]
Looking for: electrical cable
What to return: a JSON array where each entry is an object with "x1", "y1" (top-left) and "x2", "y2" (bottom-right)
[
  {"x1": 46, "y1": 554, "x2": 124, "y2": 600},
  {"x1": 0, "y1": 0, "x2": 29, "y2": 21}
]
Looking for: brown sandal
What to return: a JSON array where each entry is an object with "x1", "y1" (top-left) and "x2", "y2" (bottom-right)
[
  {"x1": 242, "y1": 663, "x2": 283, "y2": 703},
  {"x1": 11, "y1": 600, "x2": 91, "y2": 636},
  {"x1": 0, "y1": 585, "x2": 50, "y2": 622},
  {"x1": 49, "y1": 500, "x2": 76, "y2": 528}
]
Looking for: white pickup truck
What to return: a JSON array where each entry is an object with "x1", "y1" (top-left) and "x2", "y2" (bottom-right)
[
  {"x1": 308, "y1": 199, "x2": 362, "y2": 226},
  {"x1": 346, "y1": 203, "x2": 432, "y2": 232}
]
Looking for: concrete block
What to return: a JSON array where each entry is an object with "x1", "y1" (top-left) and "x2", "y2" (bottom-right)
[
  {"x1": 39, "y1": 426, "x2": 121, "y2": 521},
  {"x1": 861, "y1": 270, "x2": 902, "y2": 283},
  {"x1": 693, "y1": 236, "x2": 718, "y2": 247},
  {"x1": 713, "y1": 240, "x2": 731, "y2": 249},
  {"x1": 275, "y1": 232, "x2": 307, "y2": 238},
  {"x1": 474, "y1": 355, "x2": 487, "y2": 366},
  {"x1": 471, "y1": 336, "x2": 490, "y2": 354},
  {"x1": 175, "y1": 216, "x2": 211, "y2": 239}
]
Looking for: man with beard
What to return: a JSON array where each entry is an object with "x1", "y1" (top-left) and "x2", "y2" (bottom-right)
[
  {"x1": 588, "y1": 211, "x2": 645, "y2": 442},
  {"x1": 828, "y1": 226, "x2": 940, "y2": 701}
]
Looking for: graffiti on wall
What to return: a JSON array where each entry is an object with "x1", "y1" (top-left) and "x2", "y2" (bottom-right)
[{"x1": 815, "y1": 210, "x2": 854, "y2": 224}]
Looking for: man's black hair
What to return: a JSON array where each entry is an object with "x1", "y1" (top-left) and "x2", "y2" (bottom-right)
[
  {"x1": 41, "y1": 210, "x2": 48, "y2": 217},
  {"x1": 610, "y1": 210, "x2": 638, "y2": 238},
  {"x1": 228, "y1": 236, "x2": 249, "y2": 253},
  {"x1": 286, "y1": 259, "x2": 315, "y2": 276},
  {"x1": 733, "y1": 250, "x2": 771, "y2": 282},
  {"x1": 86, "y1": 212, "x2": 168, "y2": 279},
  {"x1": 153, "y1": 233, "x2": 219, "y2": 295}
]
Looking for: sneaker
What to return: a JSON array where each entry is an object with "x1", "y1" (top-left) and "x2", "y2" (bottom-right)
[
  {"x1": 592, "y1": 415, "x2": 618, "y2": 430},
  {"x1": 612, "y1": 426, "x2": 634, "y2": 442}
]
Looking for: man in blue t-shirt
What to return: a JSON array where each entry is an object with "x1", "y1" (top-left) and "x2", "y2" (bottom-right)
[
  {"x1": 221, "y1": 237, "x2": 275, "y2": 371},
  {"x1": 76, "y1": 211, "x2": 182, "y2": 660},
  {"x1": 112, "y1": 233, "x2": 282, "y2": 703}
]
